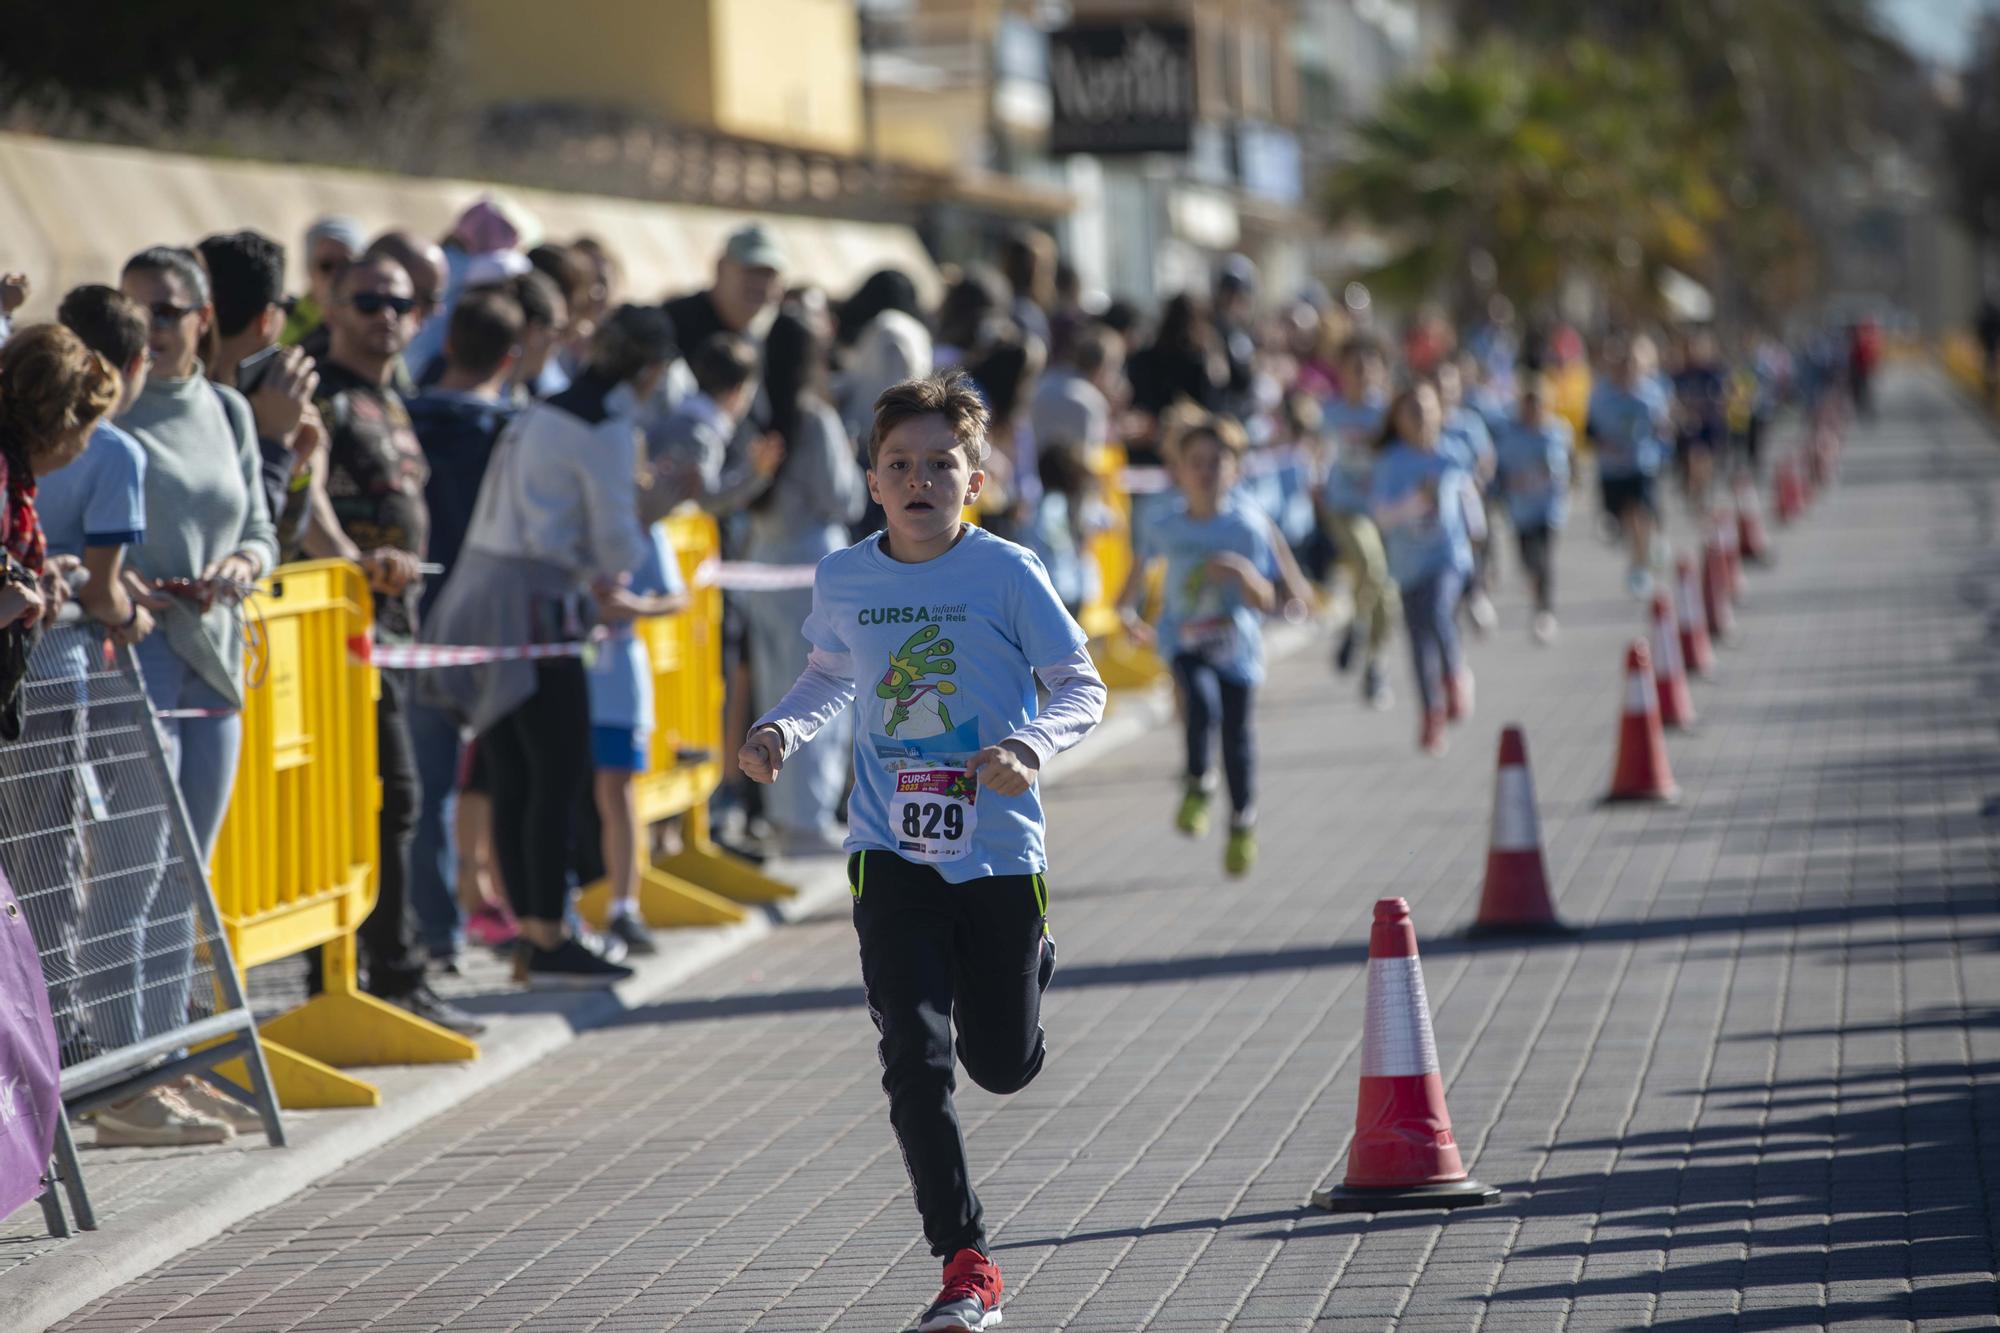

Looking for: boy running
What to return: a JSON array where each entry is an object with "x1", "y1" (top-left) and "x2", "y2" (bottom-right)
[
  {"x1": 1120, "y1": 413, "x2": 1279, "y2": 877},
  {"x1": 739, "y1": 371, "x2": 1106, "y2": 1332},
  {"x1": 1494, "y1": 375, "x2": 1573, "y2": 644},
  {"x1": 1318, "y1": 336, "x2": 1396, "y2": 708}
]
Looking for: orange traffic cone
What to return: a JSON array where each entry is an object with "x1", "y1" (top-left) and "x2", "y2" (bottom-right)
[
  {"x1": 1468, "y1": 727, "x2": 1572, "y2": 938},
  {"x1": 1675, "y1": 556, "x2": 1714, "y2": 678},
  {"x1": 1714, "y1": 509, "x2": 1743, "y2": 604},
  {"x1": 1735, "y1": 474, "x2": 1771, "y2": 565},
  {"x1": 1650, "y1": 592, "x2": 1696, "y2": 730},
  {"x1": 1312, "y1": 898, "x2": 1502, "y2": 1212},
  {"x1": 1702, "y1": 535, "x2": 1735, "y2": 643},
  {"x1": 1605, "y1": 639, "x2": 1679, "y2": 804}
]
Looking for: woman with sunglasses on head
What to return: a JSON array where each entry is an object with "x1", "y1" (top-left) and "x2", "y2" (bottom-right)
[{"x1": 116, "y1": 246, "x2": 277, "y2": 851}]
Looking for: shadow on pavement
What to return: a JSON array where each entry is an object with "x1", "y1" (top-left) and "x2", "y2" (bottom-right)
[
  {"x1": 1249, "y1": 1000, "x2": 2000, "y2": 1328},
  {"x1": 601, "y1": 885, "x2": 2000, "y2": 1028}
]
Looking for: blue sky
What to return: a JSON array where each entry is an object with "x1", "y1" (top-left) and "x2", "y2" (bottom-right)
[{"x1": 1881, "y1": 0, "x2": 1991, "y2": 66}]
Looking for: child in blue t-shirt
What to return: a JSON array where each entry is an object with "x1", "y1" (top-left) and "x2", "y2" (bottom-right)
[
  {"x1": 1371, "y1": 382, "x2": 1480, "y2": 756},
  {"x1": 1121, "y1": 413, "x2": 1279, "y2": 878},
  {"x1": 1318, "y1": 337, "x2": 1397, "y2": 708},
  {"x1": 739, "y1": 371, "x2": 1105, "y2": 1332},
  {"x1": 585, "y1": 520, "x2": 688, "y2": 955},
  {"x1": 1494, "y1": 375, "x2": 1573, "y2": 645},
  {"x1": 1586, "y1": 334, "x2": 1673, "y2": 599}
]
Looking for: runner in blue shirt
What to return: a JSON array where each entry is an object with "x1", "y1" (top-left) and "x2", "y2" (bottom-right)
[
  {"x1": 740, "y1": 371, "x2": 1105, "y2": 1333},
  {"x1": 1586, "y1": 334, "x2": 1673, "y2": 599},
  {"x1": 1316, "y1": 336, "x2": 1397, "y2": 708},
  {"x1": 1494, "y1": 374, "x2": 1573, "y2": 644},
  {"x1": 1371, "y1": 382, "x2": 1480, "y2": 756},
  {"x1": 1435, "y1": 355, "x2": 1500, "y2": 634},
  {"x1": 1121, "y1": 412, "x2": 1279, "y2": 879}
]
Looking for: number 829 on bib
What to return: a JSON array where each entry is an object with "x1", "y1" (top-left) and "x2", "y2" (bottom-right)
[{"x1": 890, "y1": 766, "x2": 977, "y2": 863}]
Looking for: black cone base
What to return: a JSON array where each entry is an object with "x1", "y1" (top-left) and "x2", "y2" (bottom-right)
[{"x1": 1311, "y1": 1178, "x2": 1502, "y2": 1213}]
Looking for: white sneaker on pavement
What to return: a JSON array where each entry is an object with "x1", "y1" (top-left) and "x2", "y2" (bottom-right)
[
  {"x1": 93, "y1": 1086, "x2": 234, "y2": 1147},
  {"x1": 174, "y1": 1077, "x2": 269, "y2": 1134}
]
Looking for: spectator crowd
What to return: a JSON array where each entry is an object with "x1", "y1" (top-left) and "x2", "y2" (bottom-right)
[{"x1": 0, "y1": 196, "x2": 1870, "y2": 1153}]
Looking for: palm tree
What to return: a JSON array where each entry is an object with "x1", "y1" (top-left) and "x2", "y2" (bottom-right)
[{"x1": 1327, "y1": 40, "x2": 1721, "y2": 318}]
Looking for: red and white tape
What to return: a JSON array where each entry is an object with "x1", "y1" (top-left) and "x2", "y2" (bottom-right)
[
  {"x1": 348, "y1": 633, "x2": 597, "y2": 670},
  {"x1": 692, "y1": 560, "x2": 818, "y2": 591}
]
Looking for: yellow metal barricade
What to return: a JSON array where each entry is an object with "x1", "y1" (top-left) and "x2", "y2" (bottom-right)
[
  {"x1": 1553, "y1": 360, "x2": 1593, "y2": 452},
  {"x1": 209, "y1": 560, "x2": 476, "y2": 1109},
  {"x1": 1941, "y1": 332, "x2": 1989, "y2": 408},
  {"x1": 1079, "y1": 442, "x2": 1165, "y2": 689},
  {"x1": 576, "y1": 511, "x2": 795, "y2": 929}
]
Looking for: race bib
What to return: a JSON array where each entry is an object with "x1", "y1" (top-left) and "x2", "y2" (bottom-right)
[
  {"x1": 1507, "y1": 464, "x2": 1551, "y2": 496},
  {"x1": 1178, "y1": 615, "x2": 1241, "y2": 667},
  {"x1": 890, "y1": 766, "x2": 978, "y2": 864}
]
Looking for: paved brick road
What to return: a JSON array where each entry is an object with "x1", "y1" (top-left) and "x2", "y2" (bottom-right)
[{"x1": 53, "y1": 368, "x2": 2000, "y2": 1331}]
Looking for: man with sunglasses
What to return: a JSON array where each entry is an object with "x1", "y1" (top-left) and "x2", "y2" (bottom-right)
[
  {"x1": 300, "y1": 253, "x2": 482, "y2": 1036},
  {"x1": 282, "y1": 215, "x2": 365, "y2": 352}
]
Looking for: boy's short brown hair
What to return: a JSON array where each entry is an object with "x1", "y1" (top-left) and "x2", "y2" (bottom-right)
[
  {"x1": 869, "y1": 370, "x2": 990, "y2": 468},
  {"x1": 1162, "y1": 406, "x2": 1248, "y2": 465}
]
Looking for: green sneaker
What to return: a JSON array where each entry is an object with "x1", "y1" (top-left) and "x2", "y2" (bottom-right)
[
  {"x1": 1174, "y1": 788, "x2": 1211, "y2": 837},
  {"x1": 1224, "y1": 826, "x2": 1257, "y2": 877}
]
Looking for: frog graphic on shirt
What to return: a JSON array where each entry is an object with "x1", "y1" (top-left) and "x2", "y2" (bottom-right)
[
  {"x1": 1174, "y1": 555, "x2": 1236, "y2": 661},
  {"x1": 870, "y1": 623, "x2": 983, "y2": 760}
]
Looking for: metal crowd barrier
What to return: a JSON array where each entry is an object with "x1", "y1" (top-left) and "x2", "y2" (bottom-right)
[
  {"x1": 0, "y1": 619, "x2": 284, "y2": 1234},
  {"x1": 577, "y1": 510, "x2": 795, "y2": 928},
  {"x1": 209, "y1": 561, "x2": 476, "y2": 1110}
]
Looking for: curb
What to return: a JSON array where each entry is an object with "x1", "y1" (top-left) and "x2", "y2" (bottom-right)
[{"x1": 7, "y1": 869, "x2": 852, "y2": 1333}]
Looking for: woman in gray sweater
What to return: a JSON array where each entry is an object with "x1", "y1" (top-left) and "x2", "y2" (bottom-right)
[
  {"x1": 718, "y1": 310, "x2": 865, "y2": 856},
  {"x1": 77, "y1": 246, "x2": 275, "y2": 1146},
  {"x1": 117, "y1": 247, "x2": 277, "y2": 851}
]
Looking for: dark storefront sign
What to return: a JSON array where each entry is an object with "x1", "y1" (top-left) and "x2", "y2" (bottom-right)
[{"x1": 1048, "y1": 21, "x2": 1194, "y2": 156}]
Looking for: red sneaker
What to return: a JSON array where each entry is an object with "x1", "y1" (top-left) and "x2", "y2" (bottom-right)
[
  {"x1": 918, "y1": 1248, "x2": 1004, "y2": 1330},
  {"x1": 1419, "y1": 709, "x2": 1448, "y2": 757}
]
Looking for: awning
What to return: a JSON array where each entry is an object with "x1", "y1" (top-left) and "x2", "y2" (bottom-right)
[{"x1": 0, "y1": 131, "x2": 942, "y2": 318}]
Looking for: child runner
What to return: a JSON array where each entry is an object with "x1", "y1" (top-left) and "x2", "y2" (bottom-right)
[
  {"x1": 1494, "y1": 374, "x2": 1573, "y2": 644},
  {"x1": 739, "y1": 370, "x2": 1105, "y2": 1332},
  {"x1": 1586, "y1": 334, "x2": 1672, "y2": 598},
  {"x1": 1318, "y1": 336, "x2": 1396, "y2": 709},
  {"x1": 1433, "y1": 355, "x2": 1500, "y2": 634},
  {"x1": 1120, "y1": 413, "x2": 1280, "y2": 876},
  {"x1": 1371, "y1": 383, "x2": 1479, "y2": 756},
  {"x1": 583, "y1": 517, "x2": 690, "y2": 955}
]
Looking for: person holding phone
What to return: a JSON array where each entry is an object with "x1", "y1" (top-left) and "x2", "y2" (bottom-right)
[
  {"x1": 117, "y1": 246, "x2": 276, "y2": 837},
  {"x1": 199, "y1": 230, "x2": 324, "y2": 554}
]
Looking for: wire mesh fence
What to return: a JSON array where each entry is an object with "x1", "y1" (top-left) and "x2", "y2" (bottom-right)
[{"x1": 0, "y1": 619, "x2": 280, "y2": 1234}]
